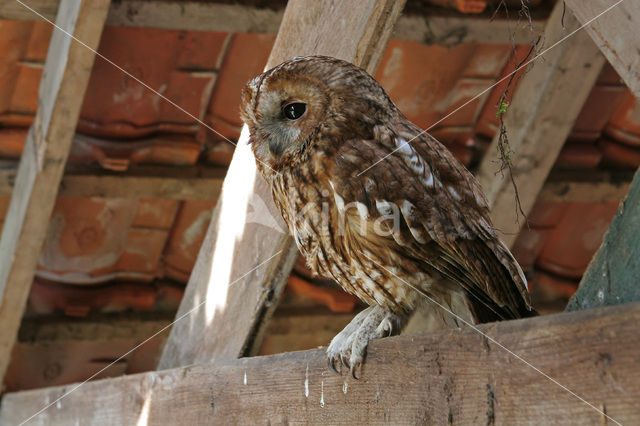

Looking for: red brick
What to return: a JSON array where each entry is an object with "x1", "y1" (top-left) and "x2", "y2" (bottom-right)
[
  {"x1": 0, "y1": 128, "x2": 27, "y2": 158},
  {"x1": 132, "y1": 199, "x2": 179, "y2": 228},
  {"x1": 376, "y1": 41, "x2": 509, "y2": 130},
  {"x1": 554, "y1": 143, "x2": 602, "y2": 169},
  {"x1": 0, "y1": 20, "x2": 47, "y2": 125},
  {"x1": 79, "y1": 26, "x2": 228, "y2": 139},
  {"x1": 24, "y1": 21, "x2": 51, "y2": 61},
  {"x1": 37, "y1": 198, "x2": 173, "y2": 283},
  {"x1": 68, "y1": 135, "x2": 203, "y2": 170},
  {"x1": 163, "y1": 200, "x2": 216, "y2": 282},
  {"x1": 475, "y1": 45, "x2": 531, "y2": 138},
  {"x1": 598, "y1": 138, "x2": 640, "y2": 169},
  {"x1": 605, "y1": 91, "x2": 640, "y2": 148},
  {"x1": 536, "y1": 202, "x2": 618, "y2": 279},
  {"x1": 535, "y1": 271, "x2": 579, "y2": 299},
  {"x1": 527, "y1": 201, "x2": 568, "y2": 229},
  {"x1": 570, "y1": 85, "x2": 626, "y2": 143},
  {"x1": 202, "y1": 33, "x2": 275, "y2": 144},
  {"x1": 511, "y1": 228, "x2": 549, "y2": 274}
]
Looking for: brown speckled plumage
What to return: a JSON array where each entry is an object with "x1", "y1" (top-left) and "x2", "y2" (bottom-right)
[{"x1": 241, "y1": 56, "x2": 533, "y2": 373}]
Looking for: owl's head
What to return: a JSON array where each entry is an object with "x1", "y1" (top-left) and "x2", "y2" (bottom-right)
[{"x1": 240, "y1": 56, "x2": 394, "y2": 171}]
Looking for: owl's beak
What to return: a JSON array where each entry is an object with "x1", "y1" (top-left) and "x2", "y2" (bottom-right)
[{"x1": 268, "y1": 139, "x2": 285, "y2": 157}]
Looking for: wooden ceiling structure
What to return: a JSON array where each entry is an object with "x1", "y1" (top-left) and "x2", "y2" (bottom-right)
[{"x1": 0, "y1": 0, "x2": 639, "y2": 424}]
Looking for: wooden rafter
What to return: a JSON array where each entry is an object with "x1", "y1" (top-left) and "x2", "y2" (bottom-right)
[
  {"x1": 2, "y1": 165, "x2": 632, "y2": 204},
  {"x1": 565, "y1": 0, "x2": 640, "y2": 99},
  {"x1": 1, "y1": 164, "x2": 630, "y2": 202},
  {"x1": 537, "y1": 179, "x2": 631, "y2": 203},
  {"x1": 2, "y1": 302, "x2": 640, "y2": 424},
  {"x1": 476, "y1": 3, "x2": 606, "y2": 247},
  {"x1": 157, "y1": 0, "x2": 407, "y2": 369},
  {"x1": 5, "y1": 315, "x2": 173, "y2": 392},
  {"x1": 567, "y1": 168, "x2": 640, "y2": 311},
  {"x1": 1, "y1": 0, "x2": 545, "y2": 45},
  {"x1": 0, "y1": 0, "x2": 111, "y2": 382},
  {"x1": 0, "y1": 163, "x2": 226, "y2": 200}
]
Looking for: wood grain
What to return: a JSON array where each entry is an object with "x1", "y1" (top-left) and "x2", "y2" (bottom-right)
[
  {"x1": 477, "y1": 3, "x2": 606, "y2": 247},
  {"x1": 0, "y1": 163, "x2": 226, "y2": 200},
  {"x1": 3, "y1": 302, "x2": 640, "y2": 425},
  {"x1": 567, "y1": 168, "x2": 640, "y2": 311},
  {"x1": 1, "y1": 0, "x2": 545, "y2": 45},
  {"x1": 1, "y1": 164, "x2": 627, "y2": 202},
  {"x1": 537, "y1": 179, "x2": 631, "y2": 203},
  {"x1": 157, "y1": 0, "x2": 406, "y2": 370},
  {"x1": 565, "y1": 0, "x2": 640, "y2": 99},
  {"x1": 0, "y1": 0, "x2": 111, "y2": 382}
]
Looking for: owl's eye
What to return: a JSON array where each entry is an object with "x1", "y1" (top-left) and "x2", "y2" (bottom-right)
[{"x1": 282, "y1": 102, "x2": 306, "y2": 120}]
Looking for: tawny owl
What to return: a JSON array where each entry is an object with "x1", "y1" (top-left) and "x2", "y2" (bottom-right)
[{"x1": 241, "y1": 56, "x2": 534, "y2": 377}]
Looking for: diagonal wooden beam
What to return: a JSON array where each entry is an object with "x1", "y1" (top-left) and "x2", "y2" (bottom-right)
[
  {"x1": 564, "y1": 0, "x2": 640, "y2": 99},
  {"x1": 157, "y1": 0, "x2": 406, "y2": 369},
  {"x1": 567, "y1": 168, "x2": 640, "y2": 311},
  {"x1": 0, "y1": 0, "x2": 111, "y2": 383},
  {"x1": 2, "y1": 302, "x2": 640, "y2": 424},
  {"x1": 476, "y1": 3, "x2": 606, "y2": 248}
]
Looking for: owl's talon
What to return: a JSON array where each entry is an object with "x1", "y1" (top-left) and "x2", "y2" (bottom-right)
[
  {"x1": 325, "y1": 306, "x2": 405, "y2": 377},
  {"x1": 328, "y1": 357, "x2": 340, "y2": 374},
  {"x1": 350, "y1": 362, "x2": 362, "y2": 380},
  {"x1": 340, "y1": 353, "x2": 350, "y2": 369}
]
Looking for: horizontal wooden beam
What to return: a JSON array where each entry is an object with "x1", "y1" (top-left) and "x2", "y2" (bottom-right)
[
  {"x1": 58, "y1": 174, "x2": 223, "y2": 200},
  {"x1": 1, "y1": 0, "x2": 545, "y2": 45},
  {"x1": 537, "y1": 177, "x2": 631, "y2": 203},
  {"x1": 17, "y1": 315, "x2": 172, "y2": 342},
  {"x1": 2, "y1": 302, "x2": 639, "y2": 424},
  {"x1": 6, "y1": 315, "x2": 173, "y2": 393},
  {"x1": 0, "y1": 163, "x2": 226, "y2": 200},
  {"x1": 395, "y1": 14, "x2": 545, "y2": 45},
  {"x1": 2, "y1": 162, "x2": 630, "y2": 203}
]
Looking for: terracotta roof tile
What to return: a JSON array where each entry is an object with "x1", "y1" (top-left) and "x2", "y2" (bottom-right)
[
  {"x1": 536, "y1": 202, "x2": 619, "y2": 279},
  {"x1": 79, "y1": 26, "x2": 228, "y2": 139}
]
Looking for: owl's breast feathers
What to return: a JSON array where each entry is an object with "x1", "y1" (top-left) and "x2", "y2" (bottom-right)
[{"x1": 267, "y1": 117, "x2": 533, "y2": 321}]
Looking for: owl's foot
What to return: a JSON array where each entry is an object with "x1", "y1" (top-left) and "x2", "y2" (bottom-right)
[{"x1": 326, "y1": 306, "x2": 405, "y2": 379}]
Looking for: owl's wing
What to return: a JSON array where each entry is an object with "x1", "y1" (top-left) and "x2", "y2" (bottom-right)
[{"x1": 330, "y1": 122, "x2": 532, "y2": 320}]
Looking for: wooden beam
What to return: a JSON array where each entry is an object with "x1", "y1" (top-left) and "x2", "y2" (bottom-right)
[
  {"x1": 395, "y1": 14, "x2": 545, "y2": 45},
  {"x1": 157, "y1": 0, "x2": 406, "y2": 370},
  {"x1": 0, "y1": 163, "x2": 226, "y2": 200},
  {"x1": 2, "y1": 302, "x2": 640, "y2": 424},
  {"x1": 537, "y1": 181, "x2": 630, "y2": 203},
  {"x1": 57, "y1": 173, "x2": 223, "y2": 200},
  {"x1": 0, "y1": 0, "x2": 110, "y2": 382},
  {"x1": 565, "y1": 0, "x2": 640, "y2": 99},
  {"x1": 0, "y1": 0, "x2": 58, "y2": 21},
  {"x1": 567, "y1": 168, "x2": 640, "y2": 311},
  {"x1": 3, "y1": 164, "x2": 629, "y2": 203},
  {"x1": 476, "y1": 3, "x2": 606, "y2": 247},
  {"x1": 537, "y1": 174, "x2": 632, "y2": 203},
  {"x1": 6, "y1": 315, "x2": 173, "y2": 392},
  {"x1": 1, "y1": 0, "x2": 545, "y2": 45},
  {"x1": 17, "y1": 315, "x2": 172, "y2": 342},
  {"x1": 2, "y1": 162, "x2": 630, "y2": 203}
]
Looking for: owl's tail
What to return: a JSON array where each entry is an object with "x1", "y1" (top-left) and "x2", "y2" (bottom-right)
[{"x1": 466, "y1": 293, "x2": 538, "y2": 324}]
